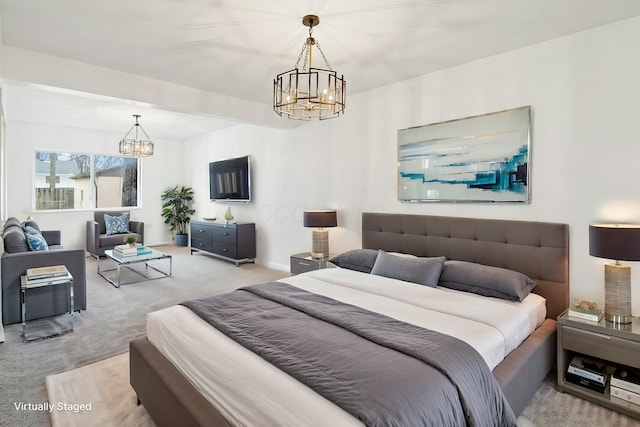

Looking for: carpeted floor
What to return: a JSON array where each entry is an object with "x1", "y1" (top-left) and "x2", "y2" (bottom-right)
[{"x1": 2, "y1": 246, "x2": 640, "y2": 426}]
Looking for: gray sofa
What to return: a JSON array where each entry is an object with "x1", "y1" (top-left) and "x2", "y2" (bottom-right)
[
  {"x1": 86, "y1": 211, "x2": 144, "y2": 258},
  {"x1": 1, "y1": 217, "x2": 87, "y2": 325}
]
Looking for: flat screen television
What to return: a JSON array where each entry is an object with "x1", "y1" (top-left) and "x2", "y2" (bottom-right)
[{"x1": 209, "y1": 155, "x2": 251, "y2": 202}]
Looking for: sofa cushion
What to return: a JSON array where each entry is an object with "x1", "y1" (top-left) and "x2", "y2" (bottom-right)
[
  {"x1": 104, "y1": 213, "x2": 130, "y2": 235},
  {"x1": 3, "y1": 217, "x2": 22, "y2": 230},
  {"x1": 3, "y1": 226, "x2": 30, "y2": 253},
  {"x1": 99, "y1": 232, "x2": 142, "y2": 248},
  {"x1": 26, "y1": 232, "x2": 49, "y2": 251},
  {"x1": 22, "y1": 220, "x2": 41, "y2": 233}
]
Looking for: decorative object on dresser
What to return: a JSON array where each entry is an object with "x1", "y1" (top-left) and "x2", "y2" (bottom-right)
[
  {"x1": 290, "y1": 252, "x2": 335, "y2": 274},
  {"x1": 303, "y1": 210, "x2": 337, "y2": 259},
  {"x1": 273, "y1": 14, "x2": 346, "y2": 121},
  {"x1": 557, "y1": 310, "x2": 640, "y2": 419},
  {"x1": 588, "y1": 223, "x2": 640, "y2": 324},
  {"x1": 161, "y1": 186, "x2": 196, "y2": 247},
  {"x1": 190, "y1": 219, "x2": 255, "y2": 266},
  {"x1": 224, "y1": 207, "x2": 234, "y2": 224}
]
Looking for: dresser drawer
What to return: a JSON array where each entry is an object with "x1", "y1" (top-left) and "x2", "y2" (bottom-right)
[
  {"x1": 212, "y1": 227, "x2": 236, "y2": 245},
  {"x1": 191, "y1": 224, "x2": 214, "y2": 240},
  {"x1": 563, "y1": 325, "x2": 640, "y2": 368},
  {"x1": 191, "y1": 237, "x2": 213, "y2": 252},
  {"x1": 212, "y1": 242, "x2": 237, "y2": 258}
]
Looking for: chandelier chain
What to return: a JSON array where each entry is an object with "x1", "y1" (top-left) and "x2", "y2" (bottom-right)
[{"x1": 314, "y1": 41, "x2": 332, "y2": 71}]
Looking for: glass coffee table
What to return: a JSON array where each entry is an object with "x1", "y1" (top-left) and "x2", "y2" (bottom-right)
[{"x1": 98, "y1": 248, "x2": 172, "y2": 288}]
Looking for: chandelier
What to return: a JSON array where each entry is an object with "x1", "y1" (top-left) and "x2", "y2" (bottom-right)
[
  {"x1": 273, "y1": 15, "x2": 346, "y2": 121},
  {"x1": 118, "y1": 114, "x2": 154, "y2": 157}
]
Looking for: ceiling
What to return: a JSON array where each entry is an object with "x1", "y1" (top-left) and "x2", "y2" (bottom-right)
[{"x1": 2, "y1": 0, "x2": 640, "y2": 137}]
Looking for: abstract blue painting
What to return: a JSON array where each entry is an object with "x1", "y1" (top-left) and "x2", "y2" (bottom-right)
[{"x1": 398, "y1": 106, "x2": 531, "y2": 202}]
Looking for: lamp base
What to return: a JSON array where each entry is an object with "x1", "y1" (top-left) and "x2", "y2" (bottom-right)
[
  {"x1": 311, "y1": 229, "x2": 329, "y2": 259},
  {"x1": 604, "y1": 263, "x2": 632, "y2": 325}
]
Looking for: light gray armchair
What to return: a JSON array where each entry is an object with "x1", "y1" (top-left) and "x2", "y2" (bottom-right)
[{"x1": 86, "y1": 211, "x2": 144, "y2": 258}]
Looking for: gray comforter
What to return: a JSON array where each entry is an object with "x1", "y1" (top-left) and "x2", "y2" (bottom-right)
[{"x1": 182, "y1": 281, "x2": 517, "y2": 427}]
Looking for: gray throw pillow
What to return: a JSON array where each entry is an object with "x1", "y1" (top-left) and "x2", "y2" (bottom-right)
[
  {"x1": 370, "y1": 250, "x2": 445, "y2": 287},
  {"x1": 330, "y1": 249, "x2": 379, "y2": 273},
  {"x1": 438, "y1": 260, "x2": 536, "y2": 302}
]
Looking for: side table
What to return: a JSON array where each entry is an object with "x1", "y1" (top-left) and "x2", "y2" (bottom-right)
[
  {"x1": 557, "y1": 309, "x2": 640, "y2": 419},
  {"x1": 20, "y1": 272, "x2": 74, "y2": 342},
  {"x1": 290, "y1": 252, "x2": 335, "y2": 275}
]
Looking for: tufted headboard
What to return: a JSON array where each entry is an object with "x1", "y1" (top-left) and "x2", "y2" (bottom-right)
[{"x1": 362, "y1": 212, "x2": 569, "y2": 319}]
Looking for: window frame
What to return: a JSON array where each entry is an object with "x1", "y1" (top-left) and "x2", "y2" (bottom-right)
[{"x1": 33, "y1": 150, "x2": 142, "y2": 212}]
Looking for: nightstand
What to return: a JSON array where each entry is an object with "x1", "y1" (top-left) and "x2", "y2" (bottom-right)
[
  {"x1": 557, "y1": 309, "x2": 640, "y2": 419},
  {"x1": 290, "y1": 252, "x2": 335, "y2": 275}
]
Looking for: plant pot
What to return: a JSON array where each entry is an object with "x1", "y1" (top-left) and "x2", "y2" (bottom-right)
[{"x1": 175, "y1": 233, "x2": 189, "y2": 247}]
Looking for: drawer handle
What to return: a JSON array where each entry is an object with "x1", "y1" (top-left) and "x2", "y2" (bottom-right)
[
  {"x1": 199, "y1": 243, "x2": 205, "y2": 247},
  {"x1": 199, "y1": 229, "x2": 205, "y2": 233},
  {"x1": 298, "y1": 262, "x2": 311, "y2": 266},
  {"x1": 223, "y1": 249, "x2": 228, "y2": 252},
  {"x1": 568, "y1": 327, "x2": 611, "y2": 340},
  {"x1": 223, "y1": 232, "x2": 230, "y2": 236}
]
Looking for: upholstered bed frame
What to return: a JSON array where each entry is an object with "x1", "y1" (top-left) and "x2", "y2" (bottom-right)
[{"x1": 130, "y1": 213, "x2": 569, "y2": 427}]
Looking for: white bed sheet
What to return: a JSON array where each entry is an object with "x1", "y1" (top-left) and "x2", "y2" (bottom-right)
[{"x1": 146, "y1": 268, "x2": 546, "y2": 427}]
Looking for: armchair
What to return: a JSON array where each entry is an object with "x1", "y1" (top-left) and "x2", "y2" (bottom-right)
[
  {"x1": 86, "y1": 211, "x2": 144, "y2": 258},
  {"x1": 1, "y1": 217, "x2": 87, "y2": 325}
]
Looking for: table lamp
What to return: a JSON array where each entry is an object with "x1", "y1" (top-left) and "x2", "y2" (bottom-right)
[
  {"x1": 589, "y1": 223, "x2": 640, "y2": 324},
  {"x1": 303, "y1": 210, "x2": 337, "y2": 259}
]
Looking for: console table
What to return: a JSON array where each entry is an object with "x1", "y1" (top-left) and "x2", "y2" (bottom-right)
[{"x1": 190, "y1": 219, "x2": 256, "y2": 266}]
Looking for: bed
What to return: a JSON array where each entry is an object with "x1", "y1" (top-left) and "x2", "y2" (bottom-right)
[{"x1": 130, "y1": 212, "x2": 569, "y2": 427}]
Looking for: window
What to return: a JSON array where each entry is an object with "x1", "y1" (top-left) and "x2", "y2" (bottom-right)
[{"x1": 34, "y1": 152, "x2": 140, "y2": 211}]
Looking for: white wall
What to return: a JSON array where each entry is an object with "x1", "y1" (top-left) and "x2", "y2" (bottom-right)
[
  {"x1": 5, "y1": 121, "x2": 185, "y2": 248},
  {"x1": 183, "y1": 17, "x2": 640, "y2": 314}
]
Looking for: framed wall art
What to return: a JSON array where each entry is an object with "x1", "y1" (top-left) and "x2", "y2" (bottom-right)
[{"x1": 398, "y1": 106, "x2": 531, "y2": 203}]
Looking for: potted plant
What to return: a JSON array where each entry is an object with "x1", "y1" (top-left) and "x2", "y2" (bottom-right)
[
  {"x1": 123, "y1": 234, "x2": 138, "y2": 247},
  {"x1": 161, "y1": 186, "x2": 196, "y2": 246}
]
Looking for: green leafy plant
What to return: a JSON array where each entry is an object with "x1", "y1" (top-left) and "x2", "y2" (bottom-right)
[
  {"x1": 123, "y1": 235, "x2": 137, "y2": 245},
  {"x1": 161, "y1": 186, "x2": 196, "y2": 235}
]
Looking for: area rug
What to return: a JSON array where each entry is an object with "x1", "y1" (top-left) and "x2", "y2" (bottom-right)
[{"x1": 45, "y1": 353, "x2": 154, "y2": 427}]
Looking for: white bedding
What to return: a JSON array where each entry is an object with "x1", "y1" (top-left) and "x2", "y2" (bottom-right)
[{"x1": 146, "y1": 268, "x2": 546, "y2": 427}]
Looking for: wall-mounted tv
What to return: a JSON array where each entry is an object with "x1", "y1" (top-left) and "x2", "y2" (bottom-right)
[{"x1": 209, "y1": 155, "x2": 251, "y2": 202}]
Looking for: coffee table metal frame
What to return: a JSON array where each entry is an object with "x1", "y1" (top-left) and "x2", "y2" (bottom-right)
[{"x1": 98, "y1": 249, "x2": 172, "y2": 288}]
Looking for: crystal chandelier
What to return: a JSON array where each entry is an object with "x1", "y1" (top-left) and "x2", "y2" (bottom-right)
[
  {"x1": 273, "y1": 15, "x2": 346, "y2": 121},
  {"x1": 118, "y1": 114, "x2": 154, "y2": 157}
]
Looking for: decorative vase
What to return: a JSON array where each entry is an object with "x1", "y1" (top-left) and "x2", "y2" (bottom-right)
[{"x1": 224, "y1": 207, "x2": 234, "y2": 224}]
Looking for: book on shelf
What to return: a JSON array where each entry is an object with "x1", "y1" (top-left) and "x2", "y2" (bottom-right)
[
  {"x1": 567, "y1": 355, "x2": 606, "y2": 384},
  {"x1": 611, "y1": 366, "x2": 640, "y2": 394},
  {"x1": 565, "y1": 372, "x2": 607, "y2": 393},
  {"x1": 611, "y1": 385, "x2": 640, "y2": 406},
  {"x1": 26, "y1": 265, "x2": 69, "y2": 280}
]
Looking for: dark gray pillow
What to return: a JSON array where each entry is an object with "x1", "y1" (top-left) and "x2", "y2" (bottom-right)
[
  {"x1": 370, "y1": 250, "x2": 445, "y2": 287},
  {"x1": 329, "y1": 249, "x2": 379, "y2": 273},
  {"x1": 3, "y1": 226, "x2": 29, "y2": 253},
  {"x1": 438, "y1": 260, "x2": 536, "y2": 302}
]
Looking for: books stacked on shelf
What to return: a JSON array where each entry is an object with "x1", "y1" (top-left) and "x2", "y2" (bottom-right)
[
  {"x1": 566, "y1": 355, "x2": 608, "y2": 393},
  {"x1": 568, "y1": 300, "x2": 604, "y2": 322},
  {"x1": 113, "y1": 244, "x2": 152, "y2": 257},
  {"x1": 610, "y1": 366, "x2": 640, "y2": 405},
  {"x1": 26, "y1": 265, "x2": 69, "y2": 281}
]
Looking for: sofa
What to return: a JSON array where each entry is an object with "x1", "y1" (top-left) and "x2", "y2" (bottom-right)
[
  {"x1": 1, "y1": 217, "x2": 87, "y2": 325},
  {"x1": 86, "y1": 211, "x2": 144, "y2": 258}
]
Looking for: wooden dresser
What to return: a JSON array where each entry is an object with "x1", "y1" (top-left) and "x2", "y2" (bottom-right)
[{"x1": 190, "y1": 219, "x2": 256, "y2": 266}]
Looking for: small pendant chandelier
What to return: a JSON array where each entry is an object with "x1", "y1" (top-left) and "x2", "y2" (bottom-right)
[
  {"x1": 273, "y1": 15, "x2": 346, "y2": 121},
  {"x1": 118, "y1": 114, "x2": 154, "y2": 157}
]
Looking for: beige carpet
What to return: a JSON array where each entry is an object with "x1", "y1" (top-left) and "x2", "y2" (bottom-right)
[{"x1": 45, "y1": 353, "x2": 154, "y2": 427}]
